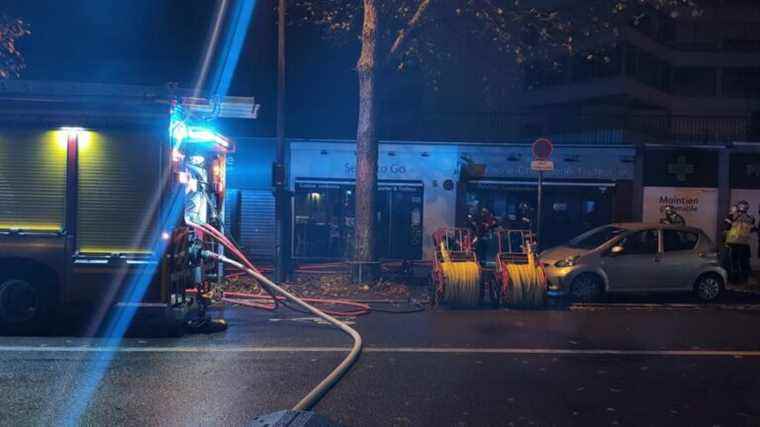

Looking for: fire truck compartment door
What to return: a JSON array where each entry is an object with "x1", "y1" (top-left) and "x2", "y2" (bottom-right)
[
  {"x1": 0, "y1": 130, "x2": 67, "y2": 232},
  {"x1": 77, "y1": 129, "x2": 162, "y2": 255}
]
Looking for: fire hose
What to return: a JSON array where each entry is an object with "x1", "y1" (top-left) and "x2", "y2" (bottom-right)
[
  {"x1": 185, "y1": 221, "x2": 420, "y2": 410},
  {"x1": 191, "y1": 222, "x2": 415, "y2": 316},
  {"x1": 440, "y1": 261, "x2": 481, "y2": 307},
  {"x1": 503, "y1": 263, "x2": 545, "y2": 308},
  {"x1": 200, "y1": 249, "x2": 363, "y2": 411}
]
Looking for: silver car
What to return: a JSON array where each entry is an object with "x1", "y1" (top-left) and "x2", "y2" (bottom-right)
[{"x1": 541, "y1": 223, "x2": 727, "y2": 302}]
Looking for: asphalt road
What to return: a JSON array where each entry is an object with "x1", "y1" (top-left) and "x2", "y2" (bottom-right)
[{"x1": 2, "y1": 298, "x2": 760, "y2": 426}]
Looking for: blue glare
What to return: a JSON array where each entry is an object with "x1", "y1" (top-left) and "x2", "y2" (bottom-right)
[
  {"x1": 60, "y1": 187, "x2": 186, "y2": 426},
  {"x1": 208, "y1": 0, "x2": 257, "y2": 99}
]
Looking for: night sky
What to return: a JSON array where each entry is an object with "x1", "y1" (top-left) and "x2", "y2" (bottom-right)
[
  {"x1": 3, "y1": 0, "x2": 365, "y2": 137},
  {"x1": 2, "y1": 1, "x2": 498, "y2": 139}
]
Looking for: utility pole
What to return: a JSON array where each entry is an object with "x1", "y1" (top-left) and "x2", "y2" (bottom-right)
[
  {"x1": 273, "y1": 0, "x2": 290, "y2": 282},
  {"x1": 531, "y1": 138, "x2": 553, "y2": 251}
]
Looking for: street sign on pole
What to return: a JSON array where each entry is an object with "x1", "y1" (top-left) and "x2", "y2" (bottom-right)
[
  {"x1": 531, "y1": 160, "x2": 555, "y2": 171},
  {"x1": 532, "y1": 138, "x2": 553, "y2": 249}
]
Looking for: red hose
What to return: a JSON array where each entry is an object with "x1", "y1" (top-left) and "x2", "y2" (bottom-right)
[
  {"x1": 184, "y1": 222, "x2": 371, "y2": 316},
  {"x1": 185, "y1": 288, "x2": 370, "y2": 317},
  {"x1": 224, "y1": 291, "x2": 371, "y2": 317},
  {"x1": 187, "y1": 222, "x2": 276, "y2": 309}
]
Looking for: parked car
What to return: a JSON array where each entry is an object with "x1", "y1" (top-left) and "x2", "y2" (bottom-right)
[{"x1": 540, "y1": 223, "x2": 727, "y2": 302}]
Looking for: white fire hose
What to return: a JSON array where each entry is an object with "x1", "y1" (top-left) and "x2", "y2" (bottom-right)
[{"x1": 200, "y1": 250, "x2": 363, "y2": 411}]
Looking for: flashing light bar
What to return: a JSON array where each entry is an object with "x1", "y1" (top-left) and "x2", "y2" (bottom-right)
[
  {"x1": 180, "y1": 96, "x2": 259, "y2": 119},
  {"x1": 187, "y1": 127, "x2": 230, "y2": 148},
  {"x1": 171, "y1": 121, "x2": 231, "y2": 150}
]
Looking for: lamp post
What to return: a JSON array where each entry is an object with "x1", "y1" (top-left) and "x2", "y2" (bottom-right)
[{"x1": 274, "y1": 0, "x2": 290, "y2": 282}]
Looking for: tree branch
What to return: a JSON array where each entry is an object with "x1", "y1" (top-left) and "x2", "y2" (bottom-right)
[{"x1": 384, "y1": 0, "x2": 432, "y2": 67}]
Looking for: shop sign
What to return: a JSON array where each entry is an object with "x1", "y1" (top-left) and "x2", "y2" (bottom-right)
[
  {"x1": 642, "y1": 187, "x2": 718, "y2": 242},
  {"x1": 644, "y1": 149, "x2": 718, "y2": 188},
  {"x1": 730, "y1": 153, "x2": 760, "y2": 190},
  {"x1": 667, "y1": 156, "x2": 695, "y2": 182}
]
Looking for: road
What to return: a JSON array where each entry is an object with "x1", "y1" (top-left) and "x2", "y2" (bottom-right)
[{"x1": 2, "y1": 297, "x2": 760, "y2": 426}]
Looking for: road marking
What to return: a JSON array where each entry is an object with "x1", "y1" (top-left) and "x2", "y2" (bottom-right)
[
  {"x1": 0, "y1": 345, "x2": 759, "y2": 357},
  {"x1": 269, "y1": 317, "x2": 357, "y2": 326},
  {"x1": 569, "y1": 303, "x2": 760, "y2": 311}
]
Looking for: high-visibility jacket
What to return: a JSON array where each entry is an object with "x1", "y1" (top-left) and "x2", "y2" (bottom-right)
[{"x1": 726, "y1": 213, "x2": 756, "y2": 245}]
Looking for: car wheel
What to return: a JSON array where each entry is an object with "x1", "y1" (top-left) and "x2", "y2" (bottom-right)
[
  {"x1": 694, "y1": 273, "x2": 723, "y2": 302},
  {"x1": 0, "y1": 277, "x2": 53, "y2": 335},
  {"x1": 570, "y1": 273, "x2": 604, "y2": 302}
]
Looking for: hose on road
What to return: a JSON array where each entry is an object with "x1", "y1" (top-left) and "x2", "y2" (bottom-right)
[{"x1": 201, "y1": 249, "x2": 364, "y2": 412}]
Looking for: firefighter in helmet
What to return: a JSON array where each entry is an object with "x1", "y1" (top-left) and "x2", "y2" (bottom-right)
[
  {"x1": 505, "y1": 201, "x2": 534, "y2": 231},
  {"x1": 724, "y1": 200, "x2": 755, "y2": 284},
  {"x1": 660, "y1": 205, "x2": 686, "y2": 226},
  {"x1": 470, "y1": 207, "x2": 498, "y2": 264}
]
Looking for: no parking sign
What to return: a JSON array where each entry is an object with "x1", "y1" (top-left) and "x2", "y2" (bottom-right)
[{"x1": 531, "y1": 138, "x2": 554, "y2": 172}]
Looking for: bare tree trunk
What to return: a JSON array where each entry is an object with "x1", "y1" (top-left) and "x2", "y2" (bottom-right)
[{"x1": 353, "y1": 0, "x2": 379, "y2": 282}]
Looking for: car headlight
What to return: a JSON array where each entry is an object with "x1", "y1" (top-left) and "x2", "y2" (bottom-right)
[{"x1": 554, "y1": 256, "x2": 580, "y2": 268}]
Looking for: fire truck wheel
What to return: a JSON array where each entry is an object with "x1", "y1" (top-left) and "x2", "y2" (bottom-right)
[{"x1": 0, "y1": 275, "x2": 55, "y2": 335}]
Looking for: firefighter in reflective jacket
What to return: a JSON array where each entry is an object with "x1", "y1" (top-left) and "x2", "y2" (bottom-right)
[
  {"x1": 725, "y1": 200, "x2": 755, "y2": 284},
  {"x1": 660, "y1": 205, "x2": 686, "y2": 226}
]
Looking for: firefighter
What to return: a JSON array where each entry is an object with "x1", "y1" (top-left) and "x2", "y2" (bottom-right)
[
  {"x1": 505, "y1": 202, "x2": 534, "y2": 231},
  {"x1": 725, "y1": 201, "x2": 755, "y2": 284},
  {"x1": 470, "y1": 207, "x2": 498, "y2": 264},
  {"x1": 720, "y1": 205, "x2": 738, "y2": 273},
  {"x1": 660, "y1": 205, "x2": 686, "y2": 226}
]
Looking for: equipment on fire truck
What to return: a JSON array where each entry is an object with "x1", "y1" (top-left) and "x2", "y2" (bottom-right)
[
  {"x1": 495, "y1": 230, "x2": 546, "y2": 308},
  {"x1": 431, "y1": 228, "x2": 482, "y2": 307}
]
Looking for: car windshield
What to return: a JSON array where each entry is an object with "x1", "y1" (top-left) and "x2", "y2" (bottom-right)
[{"x1": 567, "y1": 225, "x2": 626, "y2": 250}]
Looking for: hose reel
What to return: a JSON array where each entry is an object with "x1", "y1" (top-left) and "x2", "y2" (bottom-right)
[
  {"x1": 497, "y1": 230, "x2": 546, "y2": 308},
  {"x1": 432, "y1": 228, "x2": 482, "y2": 307}
]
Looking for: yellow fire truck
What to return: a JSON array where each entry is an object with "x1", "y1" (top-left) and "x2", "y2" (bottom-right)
[{"x1": 0, "y1": 81, "x2": 258, "y2": 334}]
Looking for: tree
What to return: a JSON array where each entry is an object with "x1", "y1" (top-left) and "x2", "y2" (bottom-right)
[
  {"x1": 0, "y1": 15, "x2": 29, "y2": 79},
  {"x1": 292, "y1": 0, "x2": 700, "y2": 280}
]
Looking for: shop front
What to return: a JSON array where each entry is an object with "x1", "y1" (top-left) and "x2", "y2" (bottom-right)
[
  {"x1": 642, "y1": 147, "x2": 720, "y2": 242},
  {"x1": 465, "y1": 181, "x2": 617, "y2": 249},
  {"x1": 289, "y1": 141, "x2": 459, "y2": 260},
  {"x1": 458, "y1": 145, "x2": 635, "y2": 249}
]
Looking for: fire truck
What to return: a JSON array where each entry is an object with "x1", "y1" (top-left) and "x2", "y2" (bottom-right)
[{"x1": 0, "y1": 81, "x2": 258, "y2": 334}]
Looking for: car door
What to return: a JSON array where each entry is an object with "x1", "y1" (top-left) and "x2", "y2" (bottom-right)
[
  {"x1": 602, "y1": 229, "x2": 662, "y2": 291},
  {"x1": 657, "y1": 229, "x2": 701, "y2": 290}
]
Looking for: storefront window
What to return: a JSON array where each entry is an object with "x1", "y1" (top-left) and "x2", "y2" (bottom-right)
[
  {"x1": 294, "y1": 181, "x2": 423, "y2": 260},
  {"x1": 465, "y1": 183, "x2": 614, "y2": 249}
]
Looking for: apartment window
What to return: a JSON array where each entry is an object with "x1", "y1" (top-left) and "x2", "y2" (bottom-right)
[
  {"x1": 723, "y1": 23, "x2": 760, "y2": 52},
  {"x1": 627, "y1": 48, "x2": 670, "y2": 92},
  {"x1": 673, "y1": 67, "x2": 716, "y2": 97},
  {"x1": 723, "y1": 68, "x2": 760, "y2": 98}
]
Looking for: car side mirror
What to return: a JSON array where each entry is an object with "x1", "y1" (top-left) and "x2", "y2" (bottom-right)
[{"x1": 609, "y1": 245, "x2": 624, "y2": 256}]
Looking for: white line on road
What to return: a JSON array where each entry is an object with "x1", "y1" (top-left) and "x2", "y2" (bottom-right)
[
  {"x1": 569, "y1": 303, "x2": 760, "y2": 311},
  {"x1": 0, "y1": 345, "x2": 759, "y2": 357}
]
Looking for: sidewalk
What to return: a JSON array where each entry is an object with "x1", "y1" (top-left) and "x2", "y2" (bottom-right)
[{"x1": 726, "y1": 272, "x2": 760, "y2": 295}]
